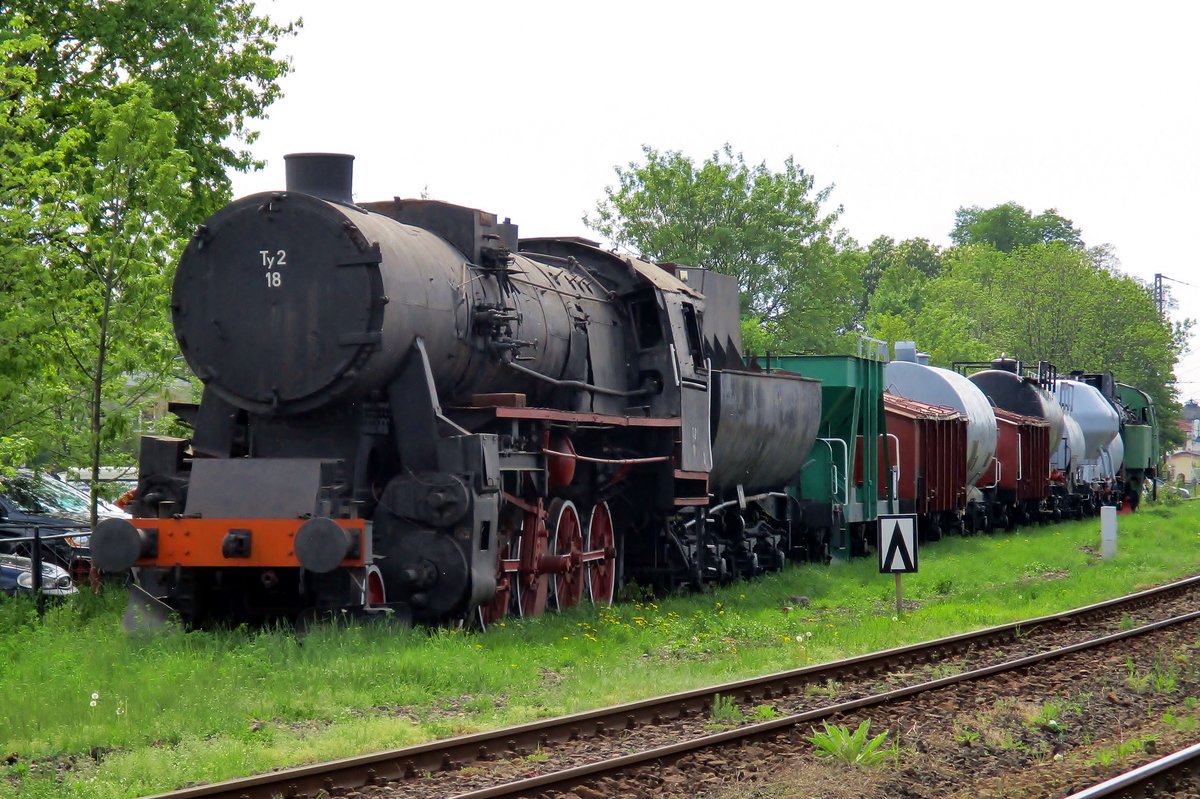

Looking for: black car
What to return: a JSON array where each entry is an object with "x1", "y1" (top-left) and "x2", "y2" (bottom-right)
[{"x1": 0, "y1": 472, "x2": 93, "y2": 581}]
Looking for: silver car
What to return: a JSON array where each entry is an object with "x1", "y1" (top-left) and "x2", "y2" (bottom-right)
[{"x1": 0, "y1": 553, "x2": 78, "y2": 597}]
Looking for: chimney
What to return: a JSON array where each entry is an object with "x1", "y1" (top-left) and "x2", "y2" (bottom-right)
[{"x1": 284, "y1": 153, "x2": 355, "y2": 204}]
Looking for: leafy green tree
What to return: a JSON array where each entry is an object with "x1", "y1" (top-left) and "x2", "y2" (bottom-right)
[
  {"x1": 906, "y1": 241, "x2": 1186, "y2": 447},
  {"x1": 9, "y1": 0, "x2": 297, "y2": 228},
  {"x1": 0, "y1": 5, "x2": 294, "y2": 501},
  {"x1": 859, "y1": 236, "x2": 945, "y2": 353},
  {"x1": 867, "y1": 263, "x2": 927, "y2": 320},
  {"x1": 587, "y1": 145, "x2": 860, "y2": 354},
  {"x1": 25, "y1": 87, "x2": 192, "y2": 523},
  {"x1": 0, "y1": 27, "x2": 82, "y2": 462},
  {"x1": 860, "y1": 236, "x2": 942, "y2": 299},
  {"x1": 951, "y1": 202, "x2": 1083, "y2": 252}
]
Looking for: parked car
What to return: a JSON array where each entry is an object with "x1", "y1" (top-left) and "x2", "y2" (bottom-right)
[
  {"x1": 0, "y1": 471, "x2": 96, "y2": 581},
  {"x1": 8, "y1": 470, "x2": 130, "y2": 521},
  {"x1": 58, "y1": 466, "x2": 138, "y2": 505},
  {"x1": 0, "y1": 553, "x2": 78, "y2": 597},
  {"x1": 1144, "y1": 479, "x2": 1191, "y2": 499}
]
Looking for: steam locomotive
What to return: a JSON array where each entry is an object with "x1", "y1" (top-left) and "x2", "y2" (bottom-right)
[
  {"x1": 91, "y1": 153, "x2": 1159, "y2": 628},
  {"x1": 92, "y1": 153, "x2": 823, "y2": 626}
]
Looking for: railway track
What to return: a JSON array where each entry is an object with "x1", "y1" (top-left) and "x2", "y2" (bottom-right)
[
  {"x1": 143, "y1": 575, "x2": 1200, "y2": 799},
  {"x1": 448, "y1": 610, "x2": 1200, "y2": 798}
]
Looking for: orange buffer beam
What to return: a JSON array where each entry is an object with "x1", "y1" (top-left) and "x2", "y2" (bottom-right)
[{"x1": 126, "y1": 517, "x2": 366, "y2": 569}]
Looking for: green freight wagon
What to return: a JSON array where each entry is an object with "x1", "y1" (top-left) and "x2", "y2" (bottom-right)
[{"x1": 765, "y1": 342, "x2": 894, "y2": 562}]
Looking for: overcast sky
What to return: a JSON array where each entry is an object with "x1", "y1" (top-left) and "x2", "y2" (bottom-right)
[{"x1": 230, "y1": 0, "x2": 1200, "y2": 398}]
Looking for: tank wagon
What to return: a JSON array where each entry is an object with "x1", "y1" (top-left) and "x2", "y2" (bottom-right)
[
  {"x1": 1068, "y1": 373, "x2": 1157, "y2": 510},
  {"x1": 91, "y1": 154, "x2": 826, "y2": 626},
  {"x1": 1053, "y1": 376, "x2": 1123, "y2": 511},
  {"x1": 885, "y1": 344, "x2": 998, "y2": 532},
  {"x1": 961, "y1": 358, "x2": 1158, "y2": 519}
]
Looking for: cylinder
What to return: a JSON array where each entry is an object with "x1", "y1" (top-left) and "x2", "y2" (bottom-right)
[
  {"x1": 886, "y1": 361, "x2": 998, "y2": 484},
  {"x1": 1053, "y1": 413, "x2": 1085, "y2": 475},
  {"x1": 1053, "y1": 379, "x2": 1120, "y2": 462},
  {"x1": 1106, "y1": 432, "x2": 1125, "y2": 477},
  {"x1": 969, "y1": 369, "x2": 1065, "y2": 449}
]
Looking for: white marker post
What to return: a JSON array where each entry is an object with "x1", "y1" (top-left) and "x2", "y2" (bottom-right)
[
  {"x1": 878, "y1": 514, "x2": 919, "y2": 618},
  {"x1": 1100, "y1": 505, "x2": 1118, "y2": 559}
]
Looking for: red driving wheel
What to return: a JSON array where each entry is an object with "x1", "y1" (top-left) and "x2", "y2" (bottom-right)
[
  {"x1": 586, "y1": 501, "x2": 617, "y2": 605},
  {"x1": 478, "y1": 542, "x2": 514, "y2": 627},
  {"x1": 547, "y1": 498, "x2": 585, "y2": 611},
  {"x1": 515, "y1": 501, "x2": 548, "y2": 617}
]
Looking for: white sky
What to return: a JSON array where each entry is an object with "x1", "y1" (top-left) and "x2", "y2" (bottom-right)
[{"x1": 230, "y1": 0, "x2": 1200, "y2": 399}]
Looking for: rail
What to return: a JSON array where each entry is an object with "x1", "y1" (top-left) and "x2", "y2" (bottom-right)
[
  {"x1": 981, "y1": 455, "x2": 1001, "y2": 489},
  {"x1": 1063, "y1": 741, "x2": 1200, "y2": 798},
  {"x1": 816, "y1": 437, "x2": 849, "y2": 505},
  {"x1": 886, "y1": 432, "x2": 900, "y2": 503},
  {"x1": 1017, "y1": 432, "x2": 1023, "y2": 480}
]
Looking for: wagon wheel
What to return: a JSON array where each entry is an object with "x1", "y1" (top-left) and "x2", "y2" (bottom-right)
[
  {"x1": 513, "y1": 500, "x2": 549, "y2": 618},
  {"x1": 478, "y1": 541, "x2": 516, "y2": 627},
  {"x1": 547, "y1": 499, "x2": 585, "y2": 611},
  {"x1": 584, "y1": 501, "x2": 617, "y2": 606}
]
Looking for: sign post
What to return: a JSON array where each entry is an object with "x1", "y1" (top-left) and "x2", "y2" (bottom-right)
[{"x1": 878, "y1": 514, "x2": 918, "y2": 617}]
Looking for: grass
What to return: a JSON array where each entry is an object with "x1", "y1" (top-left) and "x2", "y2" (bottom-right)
[
  {"x1": 707, "y1": 693, "x2": 745, "y2": 729},
  {"x1": 1087, "y1": 736, "x2": 1156, "y2": 767},
  {"x1": 1125, "y1": 650, "x2": 1186, "y2": 695},
  {"x1": 3, "y1": 500, "x2": 1200, "y2": 797},
  {"x1": 806, "y1": 720, "x2": 895, "y2": 767}
]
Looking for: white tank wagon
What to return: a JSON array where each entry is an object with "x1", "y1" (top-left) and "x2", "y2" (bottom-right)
[
  {"x1": 885, "y1": 343, "x2": 997, "y2": 485},
  {"x1": 1052, "y1": 413, "x2": 1086, "y2": 481},
  {"x1": 1054, "y1": 378, "x2": 1120, "y2": 466}
]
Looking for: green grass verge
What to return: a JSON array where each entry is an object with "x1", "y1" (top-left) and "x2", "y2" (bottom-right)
[{"x1": 3, "y1": 500, "x2": 1199, "y2": 798}]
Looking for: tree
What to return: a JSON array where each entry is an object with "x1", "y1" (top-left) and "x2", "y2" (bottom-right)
[
  {"x1": 26, "y1": 86, "x2": 192, "y2": 524},
  {"x1": 951, "y1": 202, "x2": 1083, "y2": 252},
  {"x1": 904, "y1": 240, "x2": 1186, "y2": 448},
  {"x1": 0, "y1": 27, "x2": 82, "y2": 467},
  {"x1": 586, "y1": 145, "x2": 861, "y2": 354},
  {"x1": 0, "y1": 5, "x2": 294, "y2": 502},
  {"x1": 8, "y1": 0, "x2": 298, "y2": 229},
  {"x1": 858, "y1": 235, "x2": 942, "y2": 318}
]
